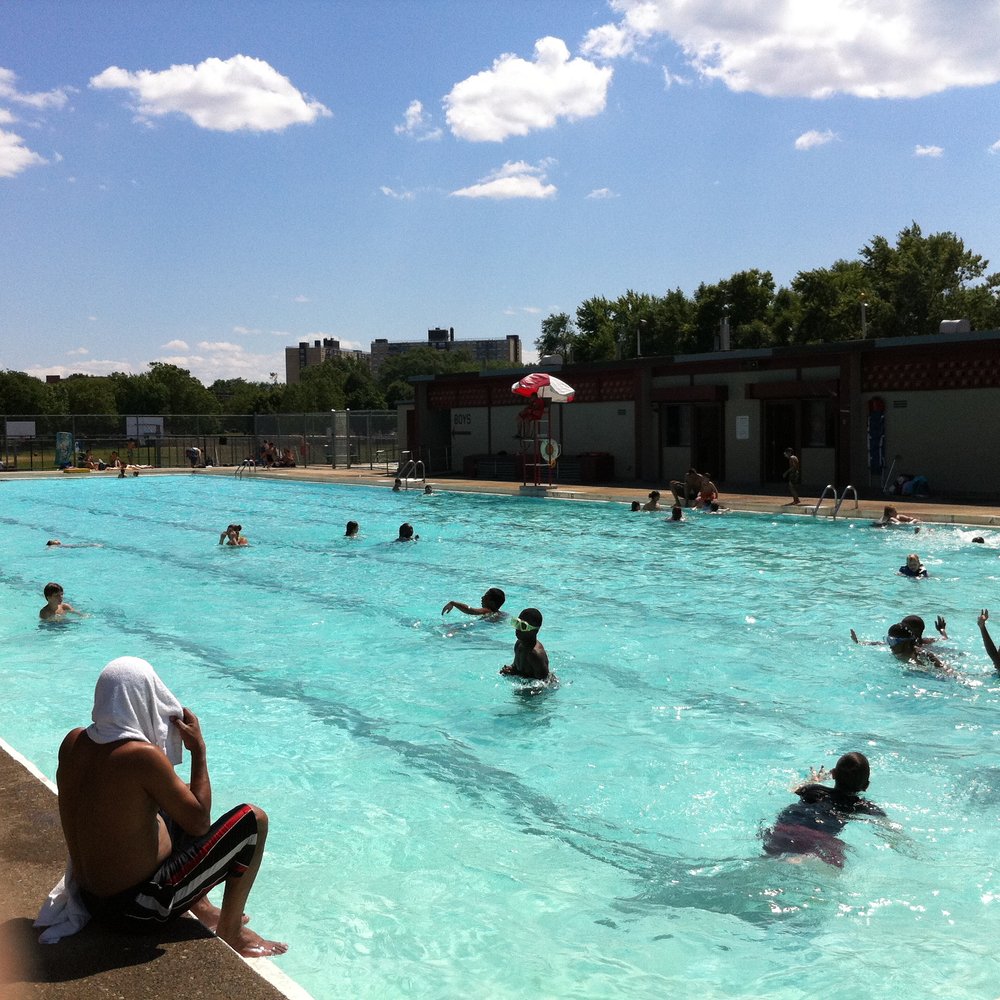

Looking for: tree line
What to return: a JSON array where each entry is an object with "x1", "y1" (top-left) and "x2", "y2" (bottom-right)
[
  {"x1": 0, "y1": 347, "x2": 494, "y2": 418},
  {"x1": 535, "y1": 223, "x2": 1000, "y2": 362},
  {"x1": 3, "y1": 223, "x2": 998, "y2": 418}
]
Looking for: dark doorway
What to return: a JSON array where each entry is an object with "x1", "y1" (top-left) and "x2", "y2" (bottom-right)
[
  {"x1": 692, "y1": 404, "x2": 724, "y2": 482},
  {"x1": 763, "y1": 402, "x2": 798, "y2": 482}
]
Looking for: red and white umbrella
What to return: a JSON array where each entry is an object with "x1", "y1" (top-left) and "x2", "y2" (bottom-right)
[{"x1": 511, "y1": 372, "x2": 576, "y2": 403}]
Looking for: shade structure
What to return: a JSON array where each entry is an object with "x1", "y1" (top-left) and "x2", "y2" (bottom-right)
[{"x1": 511, "y1": 372, "x2": 576, "y2": 402}]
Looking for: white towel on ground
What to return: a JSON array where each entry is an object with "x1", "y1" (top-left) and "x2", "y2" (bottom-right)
[{"x1": 35, "y1": 656, "x2": 184, "y2": 943}]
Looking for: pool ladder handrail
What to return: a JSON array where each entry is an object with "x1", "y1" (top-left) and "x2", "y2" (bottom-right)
[
  {"x1": 396, "y1": 458, "x2": 425, "y2": 486},
  {"x1": 234, "y1": 459, "x2": 257, "y2": 479},
  {"x1": 811, "y1": 484, "x2": 859, "y2": 519}
]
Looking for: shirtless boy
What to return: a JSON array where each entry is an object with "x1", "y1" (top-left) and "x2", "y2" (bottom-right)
[
  {"x1": 500, "y1": 608, "x2": 555, "y2": 684},
  {"x1": 762, "y1": 752, "x2": 885, "y2": 867},
  {"x1": 52, "y1": 657, "x2": 286, "y2": 957},
  {"x1": 39, "y1": 582, "x2": 82, "y2": 620},
  {"x1": 442, "y1": 587, "x2": 506, "y2": 620}
]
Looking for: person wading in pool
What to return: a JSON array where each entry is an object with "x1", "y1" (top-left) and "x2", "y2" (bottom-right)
[
  {"x1": 442, "y1": 587, "x2": 506, "y2": 620},
  {"x1": 762, "y1": 752, "x2": 885, "y2": 868},
  {"x1": 500, "y1": 608, "x2": 556, "y2": 685},
  {"x1": 46, "y1": 657, "x2": 287, "y2": 957}
]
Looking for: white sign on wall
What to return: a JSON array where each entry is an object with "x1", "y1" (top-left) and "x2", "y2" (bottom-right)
[{"x1": 736, "y1": 415, "x2": 750, "y2": 441}]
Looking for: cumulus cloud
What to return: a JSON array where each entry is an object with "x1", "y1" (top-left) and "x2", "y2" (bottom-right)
[
  {"x1": 583, "y1": 1, "x2": 1000, "y2": 99},
  {"x1": 293, "y1": 294, "x2": 310, "y2": 303},
  {"x1": 914, "y1": 144, "x2": 943, "y2": 157},
  {"x1": 586, "y1": 186, "x2": 618, "y2": 198},
  {"x1": 0, "y1": 127, "x2": 47, "y2": 177},
  {"x1": 67, "y1": 347, "x2": 90, "y2": 356},
  {"x1": 445, "y1": 37, "x2": 613, "y2": 141},
  {"x1": 990, "y1": 139, "x2": 1000, "y2": 154},
  {"x1": 394, "y1": 100, "x2": 442, "y2": 141},
  {"x1": 89, "y1": 55, "x2": 331, "y2": 132},
  {"x1": 0, "y1": 67, "x2": 70, "y2": 109},
  {"x1": 380, "y1": 185, "x2": 415, "y2": 200},
  {"x1": 161, "y1": 339, "x2": 189, "y2": 350},
  {"x1": 794, "y1": 128, "x2": 838, "y2": 150},
  {"x1": 451, "y1": 160, "x2": 557, "y2": 200}
]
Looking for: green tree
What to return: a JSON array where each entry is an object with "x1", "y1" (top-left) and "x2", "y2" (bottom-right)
[
  {"x1": 574, "y1": 297, "x2": 617, "y2": 362},
  {"x1": 0, "y1": 370, "x2": 59, "y2": 415},
  {"x1": 536, "y1": 312, "x2": 577, "y2": 360},
  {"x1": 61, "y1": 375, "x2": 118, "y2": 415},
  {"x1": 860, "y1": 222, "x2": 997, "y2": 337},
  {"x1": 791, "y1": 260, "x2": 869, "y2": 343}
]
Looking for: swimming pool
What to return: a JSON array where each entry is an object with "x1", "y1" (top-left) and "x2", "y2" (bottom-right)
[{"x1": 3, "y1": 475, "x2": 999, "y2": 999}]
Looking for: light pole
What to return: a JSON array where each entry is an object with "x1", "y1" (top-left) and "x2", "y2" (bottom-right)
[
  {"x1": 637, "y1": 319, "x2": 646, "y2": 358},
  {"x1": 861, "y1": 301, "x2": 868, "y2": 338}
]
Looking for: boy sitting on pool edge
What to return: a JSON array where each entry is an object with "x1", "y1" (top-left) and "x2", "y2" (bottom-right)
[{"x1": 500, "y1": 608, "x2": 556, "y2": 687}]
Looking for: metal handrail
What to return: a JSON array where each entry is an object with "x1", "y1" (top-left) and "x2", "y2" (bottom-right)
[
  {"x1": 811, "y1": 483, "x2": 859, "y2": 518},
  {"x1": 396, "y1": 459, "x2": 425, "y2": 486},
  {"x1": 234, "y1": 459, "x2": 256, "y2": 479}
]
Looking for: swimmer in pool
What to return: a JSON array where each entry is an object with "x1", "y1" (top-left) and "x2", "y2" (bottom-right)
[
  {"x1": 395, "y1": 522, "x2": 418, "y2": 542},
  {"x1": 762, "y1": 752, "x2": 886, "y2": 868},
  {"x1": 977, "y1": 609, "x2": 1000, "y2": 673},
  {"x1": 642, "y1": 490, "x2": 662, "y2": 512},
  {"x1": 872, "y1": 505, "x2": 920, "y2": 528},
  {"x1": 851, "y1": 613, "x2": 947, "y2": 647},
  {"x1": 898, "y1": 553, "x2": 928, "y2": 578},
  {"x1": 219, "y1": 524, "x2": 248, "y2": 546},
  {"x1": 442, "y1": 587, "x2": 506, "y2": 620},
  {"x1": 39, "y1": 582, "x2": 83, "y2": 620},
  {"x1": 666, "y1": 505, "x2": 685, "y2": 523},
  {"x1": 46, "y1": 540, "x2": 103, "y2": 548},
  {"x1": 500, "y1": 608, "x2": 555, "y2": 685},
  {"x1": 629, "y1": 501, "x2": 641, "y2": 512},
  {"x1": 345, "y1": 520, "x2": 359, "y2": 538}
]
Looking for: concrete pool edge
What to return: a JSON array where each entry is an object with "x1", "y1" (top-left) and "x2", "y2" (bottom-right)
[{"x1": 0, "y1": 737, "x2": 314, "y2": 1000}]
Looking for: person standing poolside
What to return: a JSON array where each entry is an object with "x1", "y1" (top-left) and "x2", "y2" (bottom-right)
[
  {"x1": 762, "y1": 752, "x2": 886, "y2": 868},
  {"x1": 500, "y1": 608, "x2": 555, "y2": 684},
  {"x1": 38, "y1": 656, "x2": 286, "y2": 956},
  {"x1": 782, "y1": 448, "x2": 801, "y2": 505},
  {"x1": 40, "y1": 582, "x2": 82, "y2": 620},
  {"x1": 977, "y1": 609, "x2": 1000, "y2": 673},
  {"x1": 442, "y1": 587, "x2": 506, "y2": 620}
]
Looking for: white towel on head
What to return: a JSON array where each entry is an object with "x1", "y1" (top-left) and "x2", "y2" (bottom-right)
[
  {"x1": 86, "y1": 655, "x2": 183, "y2": 765},
  {"x1": 36, "y1": 656, "x2": 183, "y2": 943}
]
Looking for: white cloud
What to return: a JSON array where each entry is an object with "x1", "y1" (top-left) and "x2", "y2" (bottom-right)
[
  {"x1": 914, "y1": 144, "x2": 943, "y2": 157},
  {"x1": 586, "y1": 186, "x2": 618, "y2": 198},
  {"x1": 67, "y1": 347, "x2": 90, "y2": 356},
  {"x1": 231, "y1": 325, "x2": 261, "y2": 336},
  {"x1": 380, "y1": 185, "x2": 415, "y2": 200},
  {"x1": 451, "y1": 160, "x2": 557, "y2": 200},
  {"x1": 293, "y1": 294, "x2": 310, "y2": 303},
  {"x1": 161, "y1": 339, "x2": 189, "y2": 350},
  {"x1": 0, "y1": 67, "x2": 70, "y2": 109},
  {"x1": 0, "y1": 127, "x2": 47, "y2": 177},
  {"x1": 445, "y1": 37, "x2": 613, "y2": 141},
  {"x1": 89, "y1": 55, "x2": 331, "y2": 132},
  {"x1": 394, "y1": 100, "x2": 442, "y2": 141},
  {"x1": 25, "y1": 359, "x2": 137, "y2": 379},
  {"x1": 0, "y1": 108, "x2": 14, "y2": 125},
  {"x1": 990, "y1": 139, "x2": 1000, "y2": 154},
  {"x1": 585, "y1": 1, "x2": 1000, "y2": 99},
  {"x1": 794, "y1": 128, "x2": 838, "y2": 150}
]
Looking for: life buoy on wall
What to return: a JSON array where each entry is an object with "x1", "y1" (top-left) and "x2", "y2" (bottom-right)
[{"x1": 539, "y1": 439, "x2": 561, "y2": 466}]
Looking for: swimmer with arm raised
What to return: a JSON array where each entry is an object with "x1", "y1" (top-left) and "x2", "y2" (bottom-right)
[
  {"x1": 442, "y1": 587, "x2": 506, "y2": 620},
  {"x1": 977, "y1": 609, "x2": 1000, "y2": 672}
]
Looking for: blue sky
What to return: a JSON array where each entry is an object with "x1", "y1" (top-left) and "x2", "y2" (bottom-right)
[{"x1": 2, "y1": 0, "x2": 999, "y2": 384}]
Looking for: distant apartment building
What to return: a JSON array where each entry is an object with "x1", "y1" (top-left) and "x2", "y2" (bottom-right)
[
  {"x1": 370, "y1": 327, "x2": 521, "y2": 371},
  {"x1": 284, "y1": 338, "x2": 367, "y2": 384}
]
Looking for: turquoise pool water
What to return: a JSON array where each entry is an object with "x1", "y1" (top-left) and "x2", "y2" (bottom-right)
[{"x1": 2, "y1": 475, "x2": 1000, "y2": 999}]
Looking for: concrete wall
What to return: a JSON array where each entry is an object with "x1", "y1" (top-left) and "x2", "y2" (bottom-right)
[
  {"x1": 559, "y1": 401, "x2": 636, "y2": 478},
  {"x1": 862, "y1": 389, "x2": 1000, "y2": 495}
]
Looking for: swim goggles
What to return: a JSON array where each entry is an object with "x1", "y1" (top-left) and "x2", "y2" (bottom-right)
[
  {"x1": 886, "y1": 632, "x2": 915, "y2": 647},
  {"x1": 511, "y1": 617, "x2": 538, "y2": 633}
]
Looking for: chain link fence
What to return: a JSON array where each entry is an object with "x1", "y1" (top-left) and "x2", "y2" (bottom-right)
[{"x1": 0, "y1": 412, "x2": 403, "y2": 473}]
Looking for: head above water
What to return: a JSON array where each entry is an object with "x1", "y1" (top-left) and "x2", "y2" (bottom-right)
[
  {"x1": 648, "y1": 490, "x2": 660, "y2": 500},
  {"x1": 670, "y1": 505, "x2": 683, "y2": 521},
  {"x1": 906, "y1": 553, "x2": 923, "y2": 569},
  {"x1": 630, "y1": 501, "x2": 641, "y2": 511},
  {"x1": 43, "y1": 582, "x2": 64, "y2": 598},
  {"x1": 831, "y1": 752, "x2": 871, "y2": 794},
  {"x1": 517, "y1": 607, "x2": 543, "y2": 632},
  {"x1": 483, "y1": 587, "x2": 506, "y2": 611},
  {"x1": 345, "y1": 520, "x2": 359, "y2": 537},
  {"x1": 900, "y1": 614, "x2": 925, "y2": 639},
  {"x1": 398, "y1": 522, "x2": 414, "y2": 540},
  {"x1": 887, "y1": 621, "x2": 916, "y2": 650}
]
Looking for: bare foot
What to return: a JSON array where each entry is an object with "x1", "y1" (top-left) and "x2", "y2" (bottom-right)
[
  {"x1": 229, "y1": 928, "x2": 289, "y2": 958},
  {"x1": 190, "y1": 897, "x2": 249, "y2": 932}
]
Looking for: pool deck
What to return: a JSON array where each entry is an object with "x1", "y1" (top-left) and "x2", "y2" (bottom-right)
[{"x1": 2, "y1": 467, "x2": 999, "y2": 1000}]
